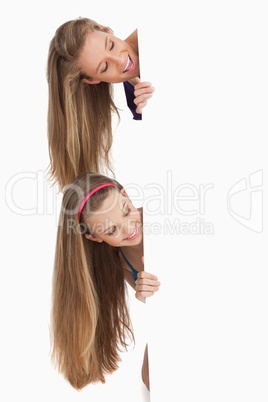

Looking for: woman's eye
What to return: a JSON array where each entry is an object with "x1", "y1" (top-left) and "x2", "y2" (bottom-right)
[
  {"x1": 124, "y1": 208, "x2": 131, "y2": 217},
  {"x1": 107, "y1": 226, "x2": 116, "y2": 236},
  {"x1": 102, "y1": 62, "x2": 108, "y2": 73},
  {"x1": 101, "y1": 42, "x2": 114, "y2": 73}
]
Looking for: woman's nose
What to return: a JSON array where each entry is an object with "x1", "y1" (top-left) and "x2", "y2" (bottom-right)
[{"x1": 107, "y1": 53, "x2": 125, "y2": 68}]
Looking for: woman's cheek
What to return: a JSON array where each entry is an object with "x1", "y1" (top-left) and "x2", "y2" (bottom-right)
[
  {"x1": 105, "y1": 236, "x2": 123, "y2": 247},
  {"x1": 113, "y1": 237, "x2": 123, "y2": 247}
]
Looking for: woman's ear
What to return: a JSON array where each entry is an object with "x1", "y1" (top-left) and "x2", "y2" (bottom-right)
[
  {"x1": 82, "y1": 77, "x2": 101, "y2": 85},
  {"x1": 84, "y1": 233, "x2": 103, "y2": 243},
  {"x1": 98, "y1": 24, "x2": 114, "y2": 34},
  {"x1": 120, "y1": 188, "x2": 131, "y2": 201}
]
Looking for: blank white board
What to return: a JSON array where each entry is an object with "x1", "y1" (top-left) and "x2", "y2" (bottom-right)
[{"x1": 136, "y1": 1, "x2": 268, "y2": 401}]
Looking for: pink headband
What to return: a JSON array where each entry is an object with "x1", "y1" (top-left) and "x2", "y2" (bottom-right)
[{"x1": 78, "y1": 183, "x2": 116, "y2": 222}]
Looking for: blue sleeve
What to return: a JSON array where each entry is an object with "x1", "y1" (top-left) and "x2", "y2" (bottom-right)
[{"x1": 123, "y1": 81, "x2": 142, "y2": 121}]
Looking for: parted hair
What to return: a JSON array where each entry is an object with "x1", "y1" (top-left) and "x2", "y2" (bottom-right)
[
  {"x1": 47, "y1": 18, "x2": 119, "y2": 191},
  {"x1": 51, "y1": 172, "x2": 134, "y2": 389}
]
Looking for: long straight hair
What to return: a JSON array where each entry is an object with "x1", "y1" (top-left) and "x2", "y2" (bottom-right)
[
  {"x1": 47, "y1": 18, "x2": 119, "y2": 191},
  {"x1": 51, "y1": 173, "x2": 134, "y2": 389}
]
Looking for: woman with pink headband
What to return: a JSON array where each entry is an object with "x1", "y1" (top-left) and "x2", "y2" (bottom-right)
[
  {"x1": 51, "y1": 172, "x2": 160, "y2": 391},
  {"x1": 47, "y1": 17, "x2": 154, "y2": 191}
]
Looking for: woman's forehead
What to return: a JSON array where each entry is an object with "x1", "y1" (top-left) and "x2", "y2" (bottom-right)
[
  {"x1": 78, "y1": 30, "x2": 110, "y2": 72},
  {"x1": 89, "y1": 190, "x2": 125, "y2": 219}
]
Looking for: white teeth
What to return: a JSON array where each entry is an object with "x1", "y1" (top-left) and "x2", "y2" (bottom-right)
[
  {"x1": 127, "y1": 225, "x2": 137, "y2": 239},
  {"x1": 124, "y1": 56, "x2": 130, "y2": 72}
]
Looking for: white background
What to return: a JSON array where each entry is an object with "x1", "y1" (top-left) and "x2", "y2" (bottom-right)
[
  {"x1": 1, "y1": 2, "x2": 150, "y2": 401},
  {"x1": 1, "y1": 1, "x2": 268, "y2": 401}
]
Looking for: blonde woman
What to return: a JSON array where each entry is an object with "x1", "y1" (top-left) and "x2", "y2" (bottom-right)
[
  {"x1": 47, "y1": 18, "x2": 154, "y2": 190},
  {"x1": 52, "y1": 172, "x2": 160, "y2": 390}
]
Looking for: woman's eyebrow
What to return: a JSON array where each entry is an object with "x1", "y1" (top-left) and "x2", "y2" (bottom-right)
[
  {"x1": 96, "y1": 37, "x2": 108, "y2": 74},
  {"x1": 101, "y1": 225, "x2": 113, "y2": 235}
]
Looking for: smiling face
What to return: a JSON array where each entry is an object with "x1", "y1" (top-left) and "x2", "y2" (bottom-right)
[
  {"x1": 78, "y1": 29, "x2": 140, "y2": 84},
  {"x1": 84, "y1": 189, "x2": 142, "y2": 247}
]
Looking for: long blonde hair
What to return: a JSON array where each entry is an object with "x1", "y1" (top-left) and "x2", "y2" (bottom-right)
[
  {"x1": 47, "y1": 18, "x2": 119, "y2": 191},
  {"x1": 51, "y1": 173, "x2": 134, "y2": 389}
]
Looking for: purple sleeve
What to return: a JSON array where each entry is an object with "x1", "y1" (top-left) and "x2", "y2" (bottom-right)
[{"x1": 123, "y1": 81, "x2": 142, "y2": 121}]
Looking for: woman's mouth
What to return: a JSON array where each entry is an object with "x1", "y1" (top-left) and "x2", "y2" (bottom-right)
[
  {"x1": 123, "y1": 55, "x2": 136, "y2": 74},
  {"x1": 124, "y1": 223, "x2": 139, "y2": 241}
]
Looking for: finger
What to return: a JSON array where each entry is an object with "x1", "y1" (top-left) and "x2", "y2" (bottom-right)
[
  {"x1": 136, "y1": 279, "x2": 160, "y2": 287},
  {"x1": 141, "y1": 256, "x2": 144, "y2": 264},
  {"x1": 134, "y1": 86, "x2": 155, "y2": 97},
  {"x1": 135, "y1": 102, "x2": 147, "y2": 114},
  {"x1": 134, "y1": 94, "x2": 153, "y2": 106},
  {"x1": 135, "y1": 76, "x2": 141, "y2": 85},
  {"x1": 135, "y1": 278, "x2": 161, "y2": 287},
  {"x1": 137, "y1": 271, "x2": 158, "y2": 280},
  {"x1": 136, "y1": 285, "x2": 160, "y2": 293},
  {"x1": 134, "y1": 81, "x2": 152, "y2": 90},
  {"x1": 136, "y1": 291, "x2": 156, "y2": 299},
  {"x1": 135, "y1": 294, "x2": 146, "y2": 303}
]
